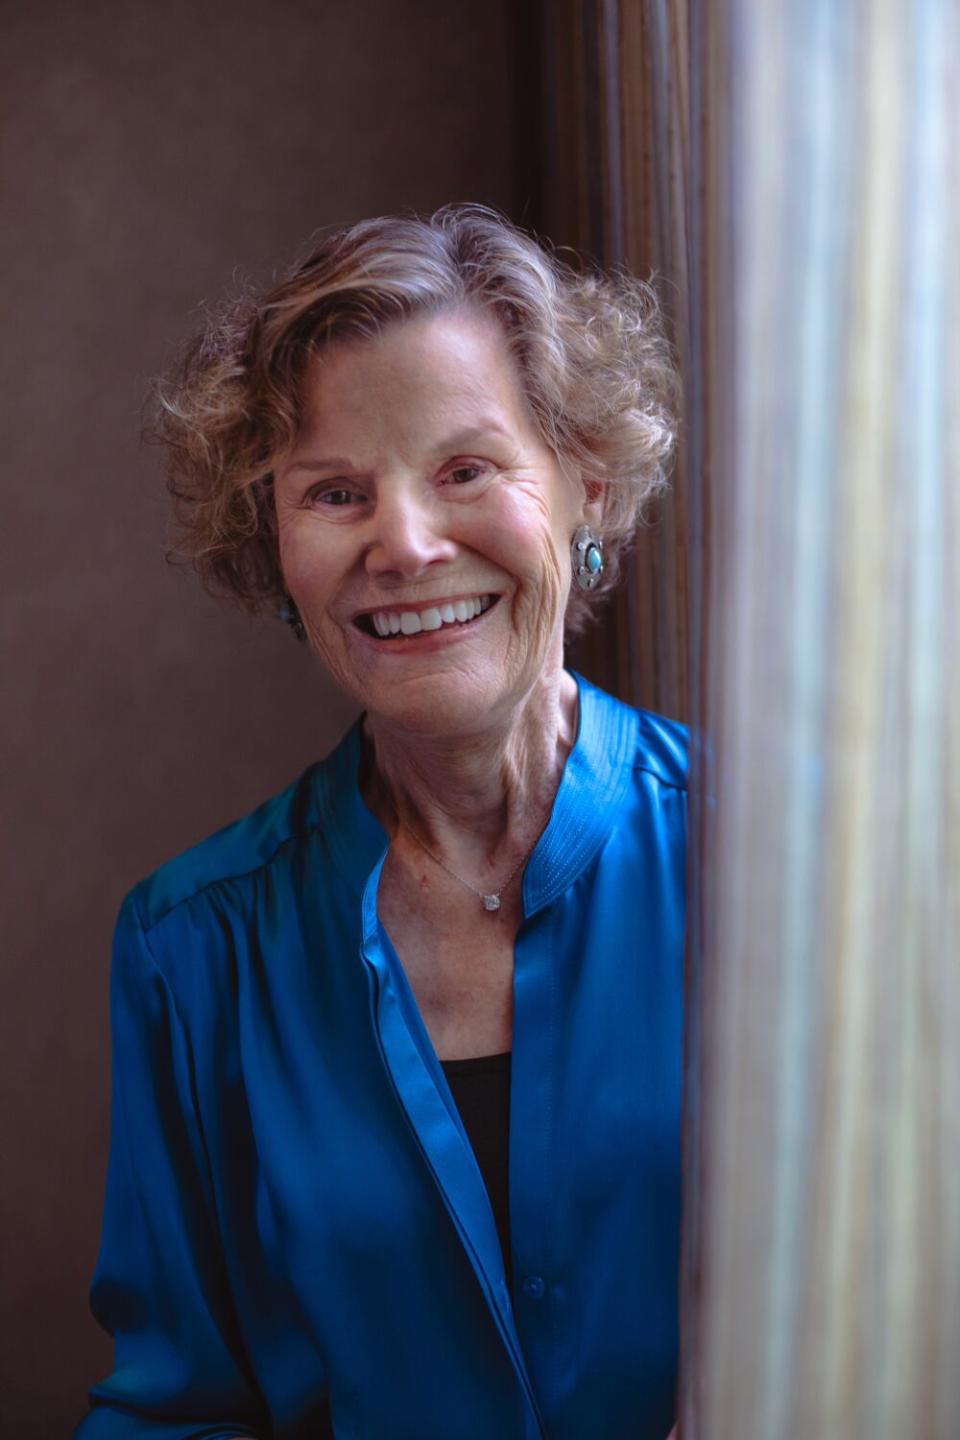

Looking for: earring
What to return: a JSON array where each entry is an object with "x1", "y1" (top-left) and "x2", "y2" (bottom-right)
[
  {"x1": 278, "y1": 595, "x2": 307, "y2": 643},
  {"x1": 571, "y1": 525, "x2": 604, "y2": 591}
]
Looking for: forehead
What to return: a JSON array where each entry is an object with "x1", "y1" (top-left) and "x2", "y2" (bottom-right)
[{"x1": 295, "y1": 309, "x2": 532, "y2": 450}]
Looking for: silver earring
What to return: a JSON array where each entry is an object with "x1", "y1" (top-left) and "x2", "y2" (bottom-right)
[{"x1": 571, "y1": 526, "x2": 604, "y2": 591}]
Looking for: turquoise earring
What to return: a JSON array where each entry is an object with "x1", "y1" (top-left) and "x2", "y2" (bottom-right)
[
  {"x1": 278, "y1": 595, "x2": 307, "y2": 643},
  {"x1": 571, "y1": 526, "x2": 604, "y2": 591}
]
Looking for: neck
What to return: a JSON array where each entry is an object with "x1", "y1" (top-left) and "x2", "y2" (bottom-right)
[{"x1": 361, "y1": 667, "x2": 579, "y2": 871}]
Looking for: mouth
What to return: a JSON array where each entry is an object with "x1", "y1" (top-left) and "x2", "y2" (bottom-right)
[{"x1": 353, "y1": 593, "x2": 499, "y2": 641}]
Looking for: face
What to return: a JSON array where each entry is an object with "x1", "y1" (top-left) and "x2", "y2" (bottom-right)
[{"x1": 272, "y1": 308, "x2": 598, "y2": 737}]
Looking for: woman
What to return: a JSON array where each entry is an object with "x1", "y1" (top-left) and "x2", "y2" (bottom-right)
[{"x1": 77, "y1": 205, "x2": 687, "y2": 1440}]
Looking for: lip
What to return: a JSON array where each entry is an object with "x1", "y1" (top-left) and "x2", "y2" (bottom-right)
[{"x1": 350, "y1": 594, "x2": 502, "y2": 653}]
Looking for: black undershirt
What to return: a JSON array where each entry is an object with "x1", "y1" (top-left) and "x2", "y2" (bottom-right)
[{"x1": 439, "y1": 1051, "x2": 513, "y2": 1288}]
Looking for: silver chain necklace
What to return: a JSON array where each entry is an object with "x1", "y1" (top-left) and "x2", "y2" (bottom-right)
[{"x1": 400, "y1": 823, "x2": 535, "y2": 913}]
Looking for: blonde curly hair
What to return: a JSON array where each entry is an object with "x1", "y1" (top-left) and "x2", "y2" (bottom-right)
[{"x1": 152, "y1": 203, "x2": 681, "y2": 637}]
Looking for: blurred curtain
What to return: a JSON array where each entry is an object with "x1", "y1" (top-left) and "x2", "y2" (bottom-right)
[
  {"x1": 538, "y1": 0, "x2": 692, "y2": 720},
  {"x1": 541, "y1": 2, "x2": 960, "y2": 1436},
  {"x1": 682, "y1": 3, "x2": 960, "y2": 1436}
]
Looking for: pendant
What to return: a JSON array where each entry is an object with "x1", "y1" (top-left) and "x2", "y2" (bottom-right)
[{"x1": 482, "y1": 893, "x2": 502, "y2": 912}]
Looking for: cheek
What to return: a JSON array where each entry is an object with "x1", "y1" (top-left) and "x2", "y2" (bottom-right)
[
  {"x1": 490, "y1": 486, "x2": 566, "y2": 580},
  {"x1": 488, "y1": 490, "x2": 571, "y2": 637},
  {"x1": 279, "y1": 528, "x2": 338, "y2": 616},
  {"x1": 277, "y1": 526, "x2": 306, "y2": 590}
]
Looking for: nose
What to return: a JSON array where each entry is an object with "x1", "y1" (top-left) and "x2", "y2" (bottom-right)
[{"x1": 363, "y1": 483, "x2": 458, "y2": 581}]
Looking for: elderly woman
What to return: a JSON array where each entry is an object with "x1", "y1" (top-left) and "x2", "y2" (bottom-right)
[{"x1": 78, "y1": 205, "x2": 687, "y2": 1440}]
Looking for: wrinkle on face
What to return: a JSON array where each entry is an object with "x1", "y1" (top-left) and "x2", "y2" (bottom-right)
[{"x1": 273, "y1": 308, "x2": 596, "y2": 742}]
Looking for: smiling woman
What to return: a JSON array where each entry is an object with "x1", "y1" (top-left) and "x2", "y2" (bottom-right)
[
  {"x1": 273, "y1": 308, "x2": 593, "y2": 739},
  {"x1": 77, "y1": 206, "x2": 687, "y2": 1440}
]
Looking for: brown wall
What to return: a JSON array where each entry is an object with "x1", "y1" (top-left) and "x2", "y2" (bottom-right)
[{"x1": 1, "y1": 1, "x2": 532, "y2": 1430}]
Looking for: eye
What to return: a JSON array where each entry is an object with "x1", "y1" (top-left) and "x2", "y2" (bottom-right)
[
  {"x1": 307, "y1": 485, "x2": 366, "y2": 508},
  {"x1": 443, "y1": 462, "x2": 487, "y2": 487}
]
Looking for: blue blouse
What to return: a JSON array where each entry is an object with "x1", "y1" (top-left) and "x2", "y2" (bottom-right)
[{"x1": 77, "y1": 673, "x2": 688, "y2": 1440}]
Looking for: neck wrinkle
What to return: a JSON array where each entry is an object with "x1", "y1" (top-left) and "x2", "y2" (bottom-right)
[{"x1": 361, "y1": 668, "x2": 579, "y2": 874}]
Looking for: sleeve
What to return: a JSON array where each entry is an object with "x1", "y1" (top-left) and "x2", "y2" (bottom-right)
[{"x1": 75, "y1": 895, "x2": 270, "y2": 1440}]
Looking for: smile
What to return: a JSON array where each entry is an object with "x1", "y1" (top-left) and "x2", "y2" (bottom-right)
[{"x1": 354, "y1": 594, "x2": 497, "y2": 640}]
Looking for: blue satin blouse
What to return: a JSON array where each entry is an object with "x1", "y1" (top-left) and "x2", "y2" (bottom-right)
[{"x1": 77, "y1": 672, "x2": 688, "y2": 1440}]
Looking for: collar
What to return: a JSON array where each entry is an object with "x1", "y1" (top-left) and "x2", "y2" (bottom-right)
[
  {"x1": 313, "y1": 670, "x2": 639, "y2": 914},
  {"x1": 521, "y1": 670, "x2": 639, "y2": 915}
]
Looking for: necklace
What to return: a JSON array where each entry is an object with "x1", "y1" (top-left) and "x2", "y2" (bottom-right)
[{"x1": 400, "y1": 823, "x2": 536, "y2": 913}]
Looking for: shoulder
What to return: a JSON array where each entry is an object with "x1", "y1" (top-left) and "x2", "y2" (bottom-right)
[
  {"x1": 127, "y1": 761, "x2": 325, "y2": 937},
  {"x1": 575, "y1": 672, "x2": 688, "y2": 793},
  {"x1": 633, "y1": 707, "x2": 688, "y2": 792}
]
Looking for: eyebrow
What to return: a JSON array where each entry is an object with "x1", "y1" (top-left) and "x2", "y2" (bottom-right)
[{"x1": 284, "y1": 421, "x2": 511, "y2": 476}]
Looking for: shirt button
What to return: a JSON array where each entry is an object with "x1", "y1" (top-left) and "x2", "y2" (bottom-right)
[{"x1": 521, "y1": 1274, "x2": 546, "y2": 1300}]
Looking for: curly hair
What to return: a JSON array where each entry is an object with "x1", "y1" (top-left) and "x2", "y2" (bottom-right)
[{"x1": 151, "y1": 203, "x2": 681, "y2": 637}]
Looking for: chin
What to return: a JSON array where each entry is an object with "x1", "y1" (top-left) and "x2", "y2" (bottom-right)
[
  {"x1": 314, "y1": 609, "x2": 563, "y2": 738},
  {"x1": 362, "y1": 668, "x2": 513, "y2": 738}
]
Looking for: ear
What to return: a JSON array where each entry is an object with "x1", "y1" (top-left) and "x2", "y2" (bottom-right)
[{"x1": 579, "y1": 475, "x2": 605, "y2": 527}]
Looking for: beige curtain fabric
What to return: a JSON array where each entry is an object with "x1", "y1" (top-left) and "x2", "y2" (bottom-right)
[
  {"x1": 669, "y1": 1, "x2": 960, "y2": 1436},
  {"x1": 540, "y1": 3, "x2": 959, "y2": 1432}
]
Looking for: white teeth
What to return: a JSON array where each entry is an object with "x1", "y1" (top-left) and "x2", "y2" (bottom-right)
[{"x1": 366, "y1": 594, "x2": 494, "y2": 637}]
